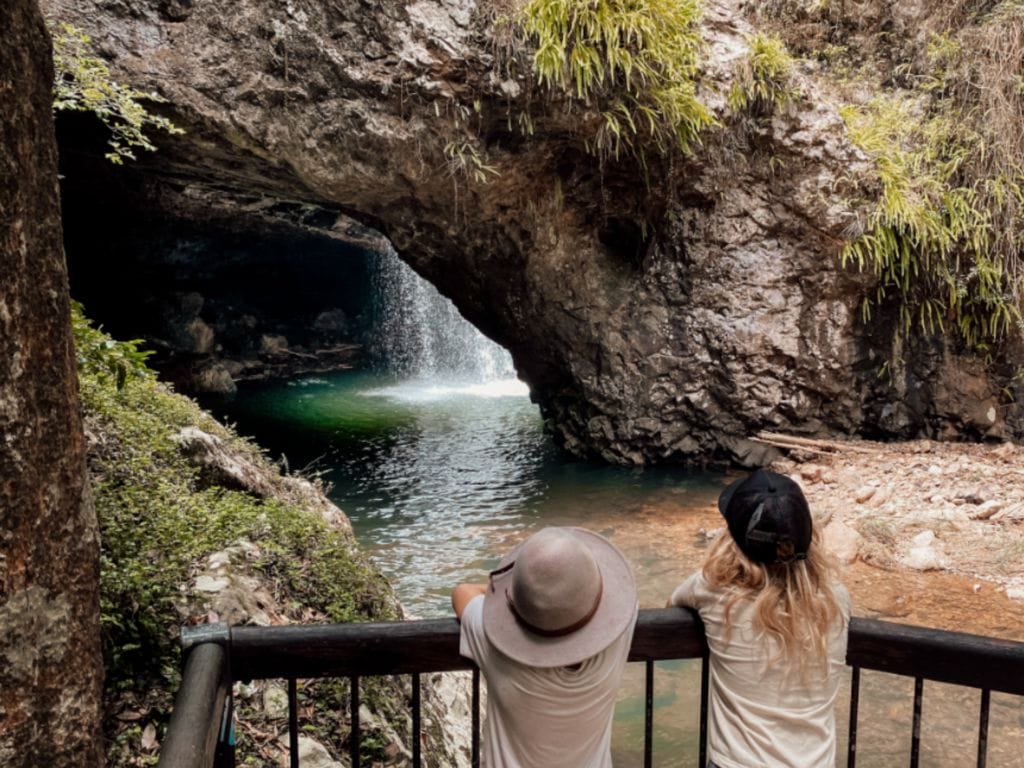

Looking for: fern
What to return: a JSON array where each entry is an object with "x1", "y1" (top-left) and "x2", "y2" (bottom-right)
[{"x1": 520, "y1": 0, "x2": 716, "y2": 160}]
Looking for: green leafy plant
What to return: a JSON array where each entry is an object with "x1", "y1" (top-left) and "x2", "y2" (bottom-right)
[
  {"x1": 72, "y1": 310, "x2": 401, "y2": 765},
  {"x1": 444, "y1": 140, "x2": 500, "y2": 183},
  {"x1": 520, "y1": 0, "x2": 717, "y2": 160},
  {"x1": 50, "y1": 20, "x2": 183, "y2": 163},
  {"x1": 728, "y1": 33, "x2": 798, "y2": 115},
  {"x1": 71, "y1": 300, "x2": 153, "y2": 389},
  {"x1": 840, "y1": 96, "x2": 1022, "y2": 348}
]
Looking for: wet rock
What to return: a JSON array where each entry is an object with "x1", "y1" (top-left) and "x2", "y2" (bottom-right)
[
  {"x1": 260, "y1": 334, "x2": 289, "y2": 356},
  {"x1": 312, "y1": 308, "x2": 351, "y2": 340},
  {"x1": 191, "y1": 361, "x2": 236, "y2": 395}
]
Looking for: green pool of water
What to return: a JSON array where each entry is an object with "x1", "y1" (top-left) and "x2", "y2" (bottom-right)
[{"x1": 207, "y1": 370, "x2": 1023, "y2": 767}]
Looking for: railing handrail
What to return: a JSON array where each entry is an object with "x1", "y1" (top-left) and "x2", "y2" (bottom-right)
[
  {"x1": 185, "y1": 608, "x2": 1024, "y2": 695},
  {"x1": 158, "y1": 643, "x2": 229, "y2": 768},
  {"x1": 160, "y1": 609, "x2": 1024, "y2": 768}
]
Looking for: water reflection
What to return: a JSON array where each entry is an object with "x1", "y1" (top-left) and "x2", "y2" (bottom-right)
[{"x1": 212, "y1": 371, "x2": 1024, "y2": 767}]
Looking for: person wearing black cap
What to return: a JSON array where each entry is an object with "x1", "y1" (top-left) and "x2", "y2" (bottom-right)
[{"x1": 669, "y1": 469, "x2": 851, "y2": 768}]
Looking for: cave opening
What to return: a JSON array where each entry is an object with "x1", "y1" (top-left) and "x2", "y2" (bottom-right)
[{"x1": 56, "y1": 110, "x2": 527, "y2": 400}]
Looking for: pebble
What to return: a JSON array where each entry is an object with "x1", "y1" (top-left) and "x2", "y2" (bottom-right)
[
  {"x1": 853, "y1": 485, "x2": 876, "y2": 504},
  {"x1": 263, "y1": 683, "x2": 289, "y2": 719},
  {"x1": 968, "y1": 500, "x2": 1003, "y2": 520},
  {"x1": 195, "y1": 575, "x2": 229, "y2": 593},
  {"x1": 902, "y1": 546, "x2": 942, "y2": 571},
  {"x1": 911, "y1": 530, "x2": 935, "y2": 547},
  {"x1": 799, "y1": 464, "x2": 825, "y2": 483}
]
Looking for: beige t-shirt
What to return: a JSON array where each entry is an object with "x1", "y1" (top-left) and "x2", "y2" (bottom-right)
[
  {"x1": 672, "y1": 573, "x2": 851, "y2": 768},
  {"x1": 459, "y1": 594, "x2": 638, "y2": 768}
]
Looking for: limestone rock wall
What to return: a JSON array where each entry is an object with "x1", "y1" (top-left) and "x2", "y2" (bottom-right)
[{"x1": 43, "y1": 0, "x2": 1021, "y2": 465}]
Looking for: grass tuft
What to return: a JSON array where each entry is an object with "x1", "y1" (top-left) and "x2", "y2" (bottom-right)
[{"x1": 518, "y1": 0, "x2": 717, "y2": 160}]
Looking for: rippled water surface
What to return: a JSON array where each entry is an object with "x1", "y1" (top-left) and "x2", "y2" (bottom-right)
[{"x1": 211, "y1": 371, "x2": 1023, "y2": 767}]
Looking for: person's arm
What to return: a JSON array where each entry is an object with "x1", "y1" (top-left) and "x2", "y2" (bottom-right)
[
  {"x1": 451, "y1": 582, "x2": 487, "y2": 619},
  {"x1": 667, "y1": 572, "x2": 702, "y2": 609}
]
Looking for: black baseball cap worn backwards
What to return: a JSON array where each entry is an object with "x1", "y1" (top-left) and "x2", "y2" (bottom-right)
[{"x1": 718, "y1": 469, "x2": 812, "y2": 565}]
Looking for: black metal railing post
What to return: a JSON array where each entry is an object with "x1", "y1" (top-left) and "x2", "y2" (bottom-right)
[
  {"x1": 157, "y1": 611, "x2": 1024, "y2": 768},
  {"x1": 847, "y1": 666, "x2": 860, "y2": 768},
  {"x1": 158, "y1": 624, "x2": 232, "y2": 768}
]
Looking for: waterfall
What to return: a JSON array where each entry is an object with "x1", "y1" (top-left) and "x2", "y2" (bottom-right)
[{"x1": 372, "y1": 246, "x2": 523, "y2": 391}]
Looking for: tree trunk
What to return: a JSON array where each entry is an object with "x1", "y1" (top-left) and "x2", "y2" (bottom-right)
[{"x1": 0, "y1": 1, "x2": 104, "y2": 765}]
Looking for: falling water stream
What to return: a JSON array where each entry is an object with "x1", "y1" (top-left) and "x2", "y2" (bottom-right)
[{"x1": 211, "y1": 250, "x2": 1023, "y2": 766}]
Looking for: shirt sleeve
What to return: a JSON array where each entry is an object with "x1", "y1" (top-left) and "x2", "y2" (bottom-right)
[
  {"x1": 670, "y1": 571, "x2": 704, "y2": 609},
  {"x1": 834, "y1": 581, "x2": 853, "y2": 621},
  {"x1": 458, "y1": 593, "x2": 488, "y2": 665}
]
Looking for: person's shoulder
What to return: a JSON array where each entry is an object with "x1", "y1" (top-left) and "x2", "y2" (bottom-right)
[
  {"x1": 462, "y1": 592, "x2": 486, "y2": 626},
  {"x1": 670, "y1": 570, "x2": 711, "y2": 608},
  {"x1": 458, "y1": 593, "x2": 488, "y2": 663}
]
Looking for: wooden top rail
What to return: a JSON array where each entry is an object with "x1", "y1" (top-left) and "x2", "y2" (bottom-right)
[
  {"x1": 209, "y1": 609, "x2": 1024, "y2": 695},
  {"x1": 225, "y1": 608, "x2": 707, "y2": 680},
  {"x1": 849, "y1": 616, "x2": 1024, "y2": 695}
]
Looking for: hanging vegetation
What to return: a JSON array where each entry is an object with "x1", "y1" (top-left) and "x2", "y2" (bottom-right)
[
  {"x1": 50, "y1": 20, "x2": 183, "y2": 163},
  {"x1": 728, "y1": 32, "x2": 798, "y2": 116},
  {"x1": 840, "y1": 47, "x2": 1024, "y2": 350},
  {"x1": 519, "y1": 0, "x2": 717, "y2": 160}
]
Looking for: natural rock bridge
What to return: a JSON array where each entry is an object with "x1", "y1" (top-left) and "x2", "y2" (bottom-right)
[{"x1": 43, "y1": 0, "x2": 1018, "y2": 465}]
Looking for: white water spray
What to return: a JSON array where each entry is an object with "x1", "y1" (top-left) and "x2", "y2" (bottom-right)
[{"x1": 371, "y1": 246, "x2": 526, "y2": 399}]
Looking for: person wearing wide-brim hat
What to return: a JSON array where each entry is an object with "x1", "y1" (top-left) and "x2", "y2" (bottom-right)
[
  {"x1": 668, "y1": 469, "x2": 851, "y2": 768},
  {"x1": 452, "y1": 526, "x2": 638, "y2": 768}
]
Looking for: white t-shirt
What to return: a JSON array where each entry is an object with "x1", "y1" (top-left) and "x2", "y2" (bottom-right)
[
  {"x1": 459, "y1": 594, "x2": 638, "y2": 768},
  {"x1": 672, "y1": 572, "x2": 851, "y2": 768}
]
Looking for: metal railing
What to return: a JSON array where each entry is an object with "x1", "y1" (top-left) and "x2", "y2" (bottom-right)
[{"x1": 157, "y1": 609, "x2": 1024, "y2": 768}]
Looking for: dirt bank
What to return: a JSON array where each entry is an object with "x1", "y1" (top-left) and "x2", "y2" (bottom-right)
[{"x1": 764, "y1": 436, "x2": 1024, "y2": 640}]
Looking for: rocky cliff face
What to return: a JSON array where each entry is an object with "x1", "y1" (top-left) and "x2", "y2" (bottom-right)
[{"x1": 43, "y1": 0, "x2": 1022, "y2": 465}]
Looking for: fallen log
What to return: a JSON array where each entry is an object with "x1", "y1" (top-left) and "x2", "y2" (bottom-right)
[{"x1": 752, "y1": 431, "x2": 882, "y2": 455}]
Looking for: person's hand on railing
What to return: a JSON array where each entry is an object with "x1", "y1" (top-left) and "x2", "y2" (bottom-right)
[{"x1": 451, "y1": 582, "x2": 487, "y2": 619}]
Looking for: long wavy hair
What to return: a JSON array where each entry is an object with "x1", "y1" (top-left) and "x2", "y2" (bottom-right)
[{"x1": 702, "y1": 526, "x2": 844, "y2": 679}]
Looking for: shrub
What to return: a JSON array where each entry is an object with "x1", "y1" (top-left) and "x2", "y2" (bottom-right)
[
  {"x1": 841, "y1": 93, "x2": 1022, "y2": 349},
  {"x1": 72, "y1": 309, "x2": 398, "y2": 764}
]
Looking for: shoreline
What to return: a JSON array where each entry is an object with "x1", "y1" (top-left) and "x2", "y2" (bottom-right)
[{"x1": 768, "y1": 437, "x2": 1024, "y2": 640}]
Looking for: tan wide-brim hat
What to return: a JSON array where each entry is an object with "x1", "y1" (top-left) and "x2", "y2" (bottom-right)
[{"x1": 482, "y1": 527, "x2": 637, "y2": 668}]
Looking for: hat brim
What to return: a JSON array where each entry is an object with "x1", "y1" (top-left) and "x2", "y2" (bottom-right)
[{"x1": 482, "y1": 528, "x2": 637, "y2": 668}]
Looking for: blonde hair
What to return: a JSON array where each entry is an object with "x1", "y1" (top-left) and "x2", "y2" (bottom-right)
[{"x1": 703, "y1": 527, "x2": 843, "y2": 679}]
